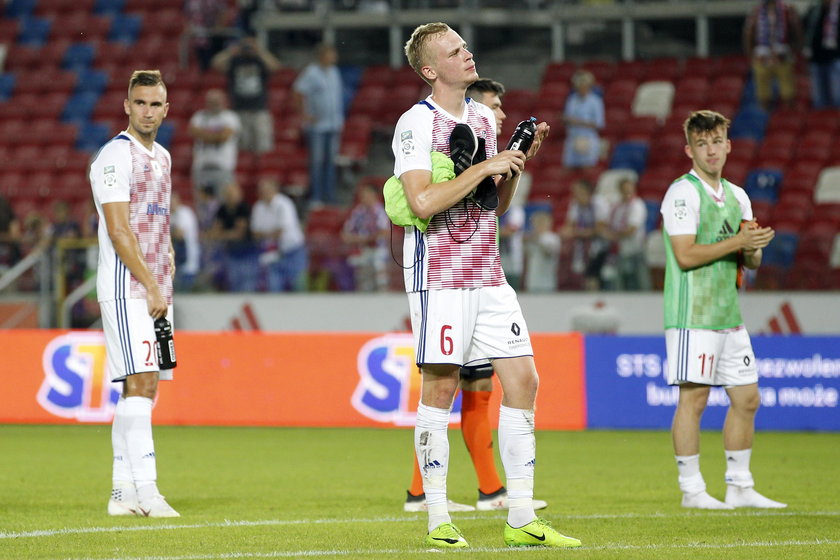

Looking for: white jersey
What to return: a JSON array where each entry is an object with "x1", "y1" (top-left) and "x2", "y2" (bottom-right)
[
  {"x1": 661, "y1": 169, "x2": 753, "y2": 237},
  {"x1": 392, "y1": 97, "x2": 504, "y2": 292},
  {"x1": 90, "y1": 131, "x2": 173, "y2": 303}
]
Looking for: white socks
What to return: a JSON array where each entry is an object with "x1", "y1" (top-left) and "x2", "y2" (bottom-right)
[
  {"x1": 499, "y1": 405, "x2": 536, "y2": 528},
  {"x1": 675, "y1": 454, "x2": 706, "y2": 494},
  {"x1": 724, "y1": 448, "x2": 754, "y2": 488},
  {"x1": 415, "y1": 403, "x2": 451, "y2": 532},
  {"x1": 111, "y1": 397, "x2": 133, "y2": 488},
  {"x1": 119, "y1": 396, "x2": 157, "y2": 488}
]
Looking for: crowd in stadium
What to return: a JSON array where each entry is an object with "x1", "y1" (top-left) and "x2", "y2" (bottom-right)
[{"x1": 1, "y1": 0, "x2": 840, "y2": 298}]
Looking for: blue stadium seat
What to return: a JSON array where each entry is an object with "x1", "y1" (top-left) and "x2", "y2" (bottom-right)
[
  {"x1": 61, "y1": 43, "x2": 97, "y2": 72},
  {"x1": 744, "y1": 168, "x2": 783, "y2": 203},
  {"x1": 644, "y1": 199, "x2": 661, "y2": 232},
  {"x1": 5, "y1": 0, "x2": 36, "y2": 18},
  {"x1": 761, "y1": 231, "x2": 799, "y2": 268},
  {"x1": 729, "y1": 106, "x2": 768, "y2": 140},
  {"x1": 17, "y1": 17, "x2": 52, "y2": 47},
  {"x1": 93, "y1": 0, "x2": 126, "y2": 15},
  {"x1": 0, "y1": 73, "x2": 16, "y2": 102},
  {"x1": 155, "y1": 121, "x2": 175, "y2": 148},
  {"x1": 108, "y1": 14, "x2": 142, "y2": 44},
  {"x1": 609, "y1": 141, "x2": 650, "y2": 175},
  {"x1": 76, "y1": 120, "x2": 113, "y2": 152},
  {"x1": 75, "y1": 69, "x2": 109, "y2": 95},
  {"x1": 61, "y1": 91, "x2": 100, "y2": 124}
]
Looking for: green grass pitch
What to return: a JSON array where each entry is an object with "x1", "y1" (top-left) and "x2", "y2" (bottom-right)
[{"x1": 0, "y1": 426, "x2": 838, "y2": 559}]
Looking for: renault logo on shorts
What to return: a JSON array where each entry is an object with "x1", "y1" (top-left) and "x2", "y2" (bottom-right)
[{"x1": 511, "y1": 323, "x2": 520, "y2": 336}]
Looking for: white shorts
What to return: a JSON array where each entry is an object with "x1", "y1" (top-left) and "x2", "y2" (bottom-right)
[
  {"x1": 408, "y1": 285, "x2": 533, "y2": 367},
  {"x1": 665, "y1": 327, "x2": 757, "y2": 387},
  {"x1": 100, "y1": 299, "x2": 174, "y2": 382}
]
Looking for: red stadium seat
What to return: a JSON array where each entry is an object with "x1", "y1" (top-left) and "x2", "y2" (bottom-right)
[
  {"x1": 603, "y1": 79, "x2": 638, "y2": 110},
  {"x1": 645, "y1": 57, "x2": 683, "y2": 82},
  {"x1": 613, "y1": 59, "x2": 650, "y2": 82},
  {"x1": 794, "y1": 131, "x2": 834, "y2": 164},
  {"x1": 581, "y1": 60, "x2": 616, "y2": 85},
  {"x1": 684, "y1": 56, "x2": 719, "y2": 79},
  {"x1": 541, "y1": 61, "x2": 576, "y2": 86}
]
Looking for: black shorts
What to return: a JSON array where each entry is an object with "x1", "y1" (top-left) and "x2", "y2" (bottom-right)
[{"x1": 459, "y1": 363, "x2": 494, "y2": 380}]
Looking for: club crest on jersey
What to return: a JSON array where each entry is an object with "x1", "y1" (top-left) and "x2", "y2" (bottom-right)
[
  {"x1": 351, "y1": 334, "x2": 462, "y2": 426},
  {"x1": 37, "y1": 332, "x2": 120, "y2": 422}
]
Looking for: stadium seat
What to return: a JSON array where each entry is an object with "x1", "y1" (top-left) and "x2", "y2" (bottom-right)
[
  {"x1": 672, "y1": 76, "x2": 709, "y2": 108},
  {"x1": 613, "y1": 59, "x2": 650, "y2": 82},
  {"x1": 645, "y1": 57, "x2": 683, "y2": 82},
  {"x1": 582, "y1": 59, "x2": 616, "y2": 85},
  {"x1": 802, "y1": 108, "x2": 840, "y2": 134},
  {"x1": 542, "y1": 61, "x2": 576, "y2": 86},
  {"x1": 643, "y1": 199, "x2": 662, "y2": 232},
  {"x1": 5, "y1": 0, "x2": 36, "y2": 18},
  {"x1": 17, "y1": 17, "x2": 52, "y2": 47},
  {"x1": 765, "y1": 108, "x2": 803, "y2": 136},
  {"x1": 609, "y1": 141, "x2": 649, "y2": 175},
  {"x1": 74, "y1": 68, "x2": 109, "y2": 95},
  {"x1": 759, "y1": 131, "x2": 797, "y2": 162},
  {"x1": 718, "y1": 54, "x2": 750, "y2": 78},
  {"x1": 61, "y1": 91, "x2": 100, "y2": 124},
  {"x1": 31, "y1": 91, "x2": 70, "y2": 119},
  {"x1": 709, "y1": 75, "x2": 745, "y2": 106},
  {"x1": 108, "y1": 14, "x2": 142, "y2": 44},
  {"x1": 729, "y1": 106, "x2": 768, "y2": 140},
  {"x1": 75, "y1": 120, "x2": 113, "y2": 152},
  {"x1": 744, "y1": 168, "x2": 783, "y2": 203},
  {"x1": 637, "y1": 164, "x2": 679, "y2": 201},
  {"x1": 761, "y1": 230, "x2": 798, "y2": 268},
  {"x1": 0, "y1": 73, "x2": 15, "y2": 101},
  {"x1": 622, "y1": 115, "x2": 660, "y2": 142},
  {"x1": 631, "y1": 81, "x2": 674, "y2": 120},
  {"x1": 61, "y1": 43, "x2": 97, "y2": 71},
  {"x1": 683, "y1": 56, "x2": 718, "y2": 78},
  {"x1": 93, "y1": 0, "x2": 125, "y2": 15},
  {"x1": 604, "y1": 79, "x2": 638, "y2": 110},
  {"x1": 814, "y1": 167, "x2": 840, "y2": 204},
  {"x1": 794, "y1": 130, "x2": 833, "y2": 165}
]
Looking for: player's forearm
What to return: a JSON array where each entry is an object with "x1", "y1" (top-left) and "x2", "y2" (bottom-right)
[
  {"x1": 743, "y1": 248, "x2": 762, "y2": 270},
  {"x1": 673, "y1": 237, "x2": 742, "y2": 270},
  {"x1": 109, "y1": 229, "x2": 160, "y2": 292},
  {"x1": 404, "y1": 166, "x2": 490, "y2": 220}
]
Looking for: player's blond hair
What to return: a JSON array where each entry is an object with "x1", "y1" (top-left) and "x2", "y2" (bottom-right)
[
  {"x1": 128, "y1": 69, "x2": 166, "y2": 96},
  {"x1": 683, "y1": 110, "x2": 730, "y2": 144},
  {"x1": 405, "y1": 22, "x2": 451, "y2": 84}
]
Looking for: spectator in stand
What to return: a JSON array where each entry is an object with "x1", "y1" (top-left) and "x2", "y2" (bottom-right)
[
  {"x1": 743, "y1": 0, "x2": 803, "y2": 110},
  {"x1": 0, "y1": 194, "x2": 21, "y2": 272},
  {"x1": 184, "y1": 0, "x2": 234, "y2": 71},
  {"x1": 293, "y1": 43, "x2": 344, "y2": 207},
  {"x1": 562, "y1": 69, "x2": 604, "y2": 169},
  {"x1": 210, "y1": 182, "x2": 258, "y2": 292},
  {"x1": 251, "y1": 177, "x2": 308, "y2": 291},
  {"x1": 49, "y1": 200, "x2": 84, "y2": 288},
  {"x1": 212, "y1": 36, "x2": 281, "y2": 154},
  {"x1": 602, "y1": 177, "x2": 650, "y2": 291},
  {"x1": 341, "y1": 183, "x2": 390, "y2": 291},
  {"x1": 804, "y1": 0, "x2": 840, "y2": 108},
  {"x1": 170, "y1": 192, "x2": 201, "y2": 292},
  {"x1": 196, "y1": 184, "x2": 222, "y2": 233},
  {"x1": 188, "y1": 88, "x2": 241, "y2": 197},
  {"x1": 524, "y1": 210, "x2": 561, "y2": 292},
  {"x1": 50, "y1": 200, "x2": 81, "y2": 240},
  {"x1": 560, "y1": 178, "x2": 610, "y2": 291}
]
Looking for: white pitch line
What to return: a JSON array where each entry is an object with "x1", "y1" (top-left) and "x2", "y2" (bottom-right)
[
  {"x1": 2, "y1": 510, "x2": 839, "y2": 541},
  {"x1": 53, "y1": 539, "x2": 840, "y2": 560}
]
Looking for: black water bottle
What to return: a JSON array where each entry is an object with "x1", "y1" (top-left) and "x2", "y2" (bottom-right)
[
  {"x1": 154, "y1": 317, "x2": 177, "y2": 370},
  {"x1": 506, "y1": 116, "x2": 537, "y2": 154}
]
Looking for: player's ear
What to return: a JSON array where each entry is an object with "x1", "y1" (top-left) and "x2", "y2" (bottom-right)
[
  {"x1": 124, "y1": 98, "x2": 130, "y2": 116},
  {"x1": 683, "y1": 143, "x2": 693, "y2": 160},
  {"x1": 421, "y1": 65, "x2": 436, "y2": 81}
]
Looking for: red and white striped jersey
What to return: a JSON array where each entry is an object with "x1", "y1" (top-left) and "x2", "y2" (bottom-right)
[
  {"x1": 392, "y1": 96, "x2": 505, "y2": 292},
  {"x1": 89, "y1": 131, "x2": 173, "y2": 303}
]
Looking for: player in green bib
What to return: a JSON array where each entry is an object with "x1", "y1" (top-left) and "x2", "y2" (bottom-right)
[{"x1": 660, "y1": 110, "x2": 784, "y2": 510}]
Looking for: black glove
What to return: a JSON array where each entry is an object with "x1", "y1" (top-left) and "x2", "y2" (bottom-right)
[
  {"x1": 449, "y1": 123, "x2": 478, "y2": 176},
  {"x1": 470, "y1": 137, "x2": 498, "y2": 210}
]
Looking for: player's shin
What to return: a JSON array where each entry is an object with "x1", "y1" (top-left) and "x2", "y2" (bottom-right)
[
  {"x1": 498, "y1": 405, "x2": 536, "y2": 527},
  {"x1": 415, "y1": 403, "x2": 452, "y2": 532}
]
